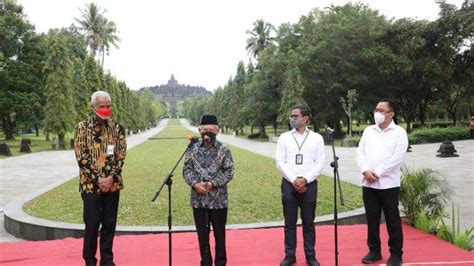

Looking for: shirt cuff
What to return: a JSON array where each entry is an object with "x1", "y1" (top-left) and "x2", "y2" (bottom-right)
[
  {"x1": 374, "y1": 168, "x2": 384, "y2": 178},
  {"x1": 361, "y1": 167, "x2": 371, "y2": 175}
]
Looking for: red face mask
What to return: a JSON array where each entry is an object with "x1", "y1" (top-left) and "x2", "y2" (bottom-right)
[{"x1": 95, "y1": 107, "x2": 112, "y2": 119}]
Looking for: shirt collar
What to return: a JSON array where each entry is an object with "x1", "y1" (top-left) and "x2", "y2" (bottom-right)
[
  {"x1": 291, "y1": 127, "x2": 309, "y2": 135},
  {"x1": 374, "y1": 120, "x2": 396, "y2": 132},
  {"x1": 199, "y1": 139, "x2": 219, "y2": 148},
  {"x1": 92, "y1": 115, "x2": 109, "y2": 126}
]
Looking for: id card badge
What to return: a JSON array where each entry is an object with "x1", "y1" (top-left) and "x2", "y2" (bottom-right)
[
  {"x1": 295, "y1": 154, "x2": 303, "y2": 165},
  {"x1": 107, "y1": 145, "x2": 114, "y2": 155}
]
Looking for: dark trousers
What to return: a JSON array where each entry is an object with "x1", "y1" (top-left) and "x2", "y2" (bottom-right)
[
  {"x1": 281, "y1": 179, "x2": 318, "y2": 259},
  {"x1": 82, "y1": 191, "x2": 120, "y2": 266},
  {"x1": 363, "y1": 186, "x2": 403, "y2": 257},
  {"x1": 193, "y1": 208, "x2": 227, "y2": 266}
]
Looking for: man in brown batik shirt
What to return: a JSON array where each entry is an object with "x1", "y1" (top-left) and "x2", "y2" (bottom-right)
[{"x1": 74, "y1": 90, "x2": 126, "y2": 266}]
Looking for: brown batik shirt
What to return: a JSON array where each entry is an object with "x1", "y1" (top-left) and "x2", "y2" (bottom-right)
[
  {"x1": 183, "y1": 140, "x2": 234, "y2": 209},
  {"x1": 74, "y1": 116, "x2": 127, "y2": 194}
]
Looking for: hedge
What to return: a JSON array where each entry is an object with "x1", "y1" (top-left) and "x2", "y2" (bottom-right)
[{"x1": 341, "y1": 127, "x2": 469, "y2": 146}]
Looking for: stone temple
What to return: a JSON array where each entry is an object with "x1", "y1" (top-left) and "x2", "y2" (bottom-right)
[{"x1": 141, "y1": 75, "x2": 211, "y2": 118}]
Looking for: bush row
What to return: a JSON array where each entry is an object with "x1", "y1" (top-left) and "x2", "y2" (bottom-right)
[{"x1": 342, "y1": 127, "x2": 469, "y2": 146}]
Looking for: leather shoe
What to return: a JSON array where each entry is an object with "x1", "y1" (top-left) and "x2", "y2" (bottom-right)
[
  {"x1": 306, "y1": 257, "x2": 320, "y2": 266},
  {"x1": 387, "y1": 255, "x2": 402, "y2": 266},
  {"x1": 280, "y1": 256, "x2": 296, "y2": 266},
  {"x1": 361, "y1": 251, "x2": 382, "y2": 264}
]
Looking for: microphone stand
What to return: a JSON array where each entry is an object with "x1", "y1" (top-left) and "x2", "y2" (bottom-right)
[
  {"x1": 151, "y1": 139, "x2": 197, "y2": 266},
  {"x1": 327, "y1": 129, "x2": 345, "y2": 266}
]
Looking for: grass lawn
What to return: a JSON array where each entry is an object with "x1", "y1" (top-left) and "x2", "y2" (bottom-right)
[
  {"x1": 23, "y1": 120, "x2": 363, "y2": 226},
  {"x1": 0, "y1": 132, "x2": 74, "y2": 159}
]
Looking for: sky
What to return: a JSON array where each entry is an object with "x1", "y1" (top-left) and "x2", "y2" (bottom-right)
[{"x1": 18, "y1": 0, "x2": 466, "y2": 91}]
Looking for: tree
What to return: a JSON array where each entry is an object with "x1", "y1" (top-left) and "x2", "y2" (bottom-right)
[
  {"x1": 227, "y1": 61, "x2": 246, "y2": 135},
  {"x1": 43, "y1": 32, "x2": 76, "y2": 149},
  {"x1": 246, "y1": 19, "x2": 275, "y2": 59},
  {"x1": 72, "y1": 58, "x2": 90, "y2": 122},
  {"x1": 381, "y1": 18, "x2": 440, "y2": 132},
  {"x1": 297, "y1": 3, "x2": 390, "y2": 135},
  {"x1": 75, "y1": 3, "x2": 103, "y2": 57},
  {"x1": 247, "y1": 45, "x2": 285, "y2": 135},
  {"x1": 431, "y1": 1, "x2": 474, "y2": 125},
  {"x1": 75, "y1": 3, "x2": 119, "y2": 67},
  {"x1": 84, "y1": 54, "x2": 101, "y2": 92},
  {"x1": 98, "y1": 17, "x2": 120, "y2": 67},
  {"x1": 340, "y1": 89, "x2": 358, "y2": 136},
  {"x1": 278, "y1": 51, "x2": 307, "y2": 125},
  {"x1": 0, "y1": 0, "x2": 46, "y2": 139}
]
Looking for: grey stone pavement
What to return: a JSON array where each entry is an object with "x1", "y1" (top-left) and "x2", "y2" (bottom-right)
[
  {"x1": 180, "y1": 119, "x2": 474, "y2": 231},
  {"x1": 0, "y1": 119, "x2": 169, "y2": 242}
]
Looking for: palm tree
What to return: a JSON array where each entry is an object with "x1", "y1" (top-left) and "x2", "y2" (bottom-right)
[
  {"x1": 98, "y1": 17, "x2": 120, "y2": 67},
  {"x1": 75, "y1": 3, "x2": 120, "y2": 67},
  {"x1": 245, "y1": 19, "x2": 275, "y2": 58},
  {"x1": 75, "y1": 3, "x2": 103, "y2": 56}
]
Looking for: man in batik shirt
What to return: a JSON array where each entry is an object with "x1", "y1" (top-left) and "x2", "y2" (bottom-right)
[
  {"x1": 74, "y1": 90, "x2": 127, "y2": 266},
  {"x1": 183, "y1": 115, "x2": 235, "y2": 266}
]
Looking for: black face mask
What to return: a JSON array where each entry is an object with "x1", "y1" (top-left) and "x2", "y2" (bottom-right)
[{"x1": 201, "y1": 132, "x2": 216, "y2": 143}]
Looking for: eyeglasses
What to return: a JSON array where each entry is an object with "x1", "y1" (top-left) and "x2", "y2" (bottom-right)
[
  {"x1": 374, "y1": 109, "x2": 392, "y2": 114},
  {"x1": 289, "y1": 114, "x2": 301, "y2": 119}
]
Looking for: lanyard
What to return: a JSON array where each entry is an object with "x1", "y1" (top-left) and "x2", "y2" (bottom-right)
[{"x1": 292, "y1": 131, "x2": 309, "y2": 153}]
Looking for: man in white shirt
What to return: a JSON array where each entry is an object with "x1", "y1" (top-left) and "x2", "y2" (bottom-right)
[
  {"x1": 276, "y1": 106, "x2": 325, "y2": 266},
  {"x1": 356, "y1": 99, "x2": 408, "y2": 266}
]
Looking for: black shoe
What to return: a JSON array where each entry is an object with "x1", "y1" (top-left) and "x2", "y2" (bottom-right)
[
  {"x1": 361, "y1": 251, "x2": 382, "y2": 264},
  {"x1": 280, "y1": 256, "x2": 296, "y2": 266},
  {"x1": 306, "y1": 257, "x2": 320, "y2": 266},
  {"x1": 387, "y1": 255, "x2": 402, "y2": 266}
]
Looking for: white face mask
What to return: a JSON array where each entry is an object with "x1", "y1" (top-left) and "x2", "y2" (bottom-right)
[
  {"x1": 289, "y1": 117, "x2": 301, "y2": 129},
  {"x1": 374, "y1": 112, "x2": 385, "y2": 125}
]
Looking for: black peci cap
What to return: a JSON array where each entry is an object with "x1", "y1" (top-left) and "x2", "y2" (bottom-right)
[{"x1": 199, "y1": 115, "x2": 218, "y2": 125}]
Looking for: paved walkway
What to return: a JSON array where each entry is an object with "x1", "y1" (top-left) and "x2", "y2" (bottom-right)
[
  {"x1": 0, "y1": 119, "x2": 168, "y2": 242},
  {"x1": 180, "y1": 119, "x2": 474, "y2": 231}
]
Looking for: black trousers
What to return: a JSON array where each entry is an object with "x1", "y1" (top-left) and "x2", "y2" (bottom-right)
[
  {"x1": 82, "y1": 191, "x2": 120, "y2": 266},
  {"x1": 363, "y1": 186, "x2": 403, "y2": 257},
  {"x1": 281, "y1": 179, "x2": 318, "y2": 259},
  {"x1": 193, "y1": 208, "x2": 227, "y2": 266}
]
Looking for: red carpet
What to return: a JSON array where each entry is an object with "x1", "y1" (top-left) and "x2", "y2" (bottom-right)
[{"x1": 1, "y1": 224, "x2": 473, "y2": 265}]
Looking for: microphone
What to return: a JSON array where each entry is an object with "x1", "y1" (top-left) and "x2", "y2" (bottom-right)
[
  {"x1": 203, "y1": 134, "x2": 210, "y2": 142},
  {"x1": 327, "y1": 127, "x2": 335, "y2": 134},
  {"x1": 187, "y1": 136, "x2": 199, "y2": 143}
]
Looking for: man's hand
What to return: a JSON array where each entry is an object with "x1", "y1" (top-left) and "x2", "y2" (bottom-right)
[
  {"x1": 363, "y1": 170, "x2": 378, "y2": 184},
  {"x1": 293, "y1": 177, "x2": 307, "y2": 193},
  {"x1": 193, "y1": 182, "x2": 213, "y2": 195},
  {"x1": 205, "y1": 182, "x2": 214, "y2": 191},
  {"x1": 99, "y1": 176, "x2": 114, "y2": 192}
]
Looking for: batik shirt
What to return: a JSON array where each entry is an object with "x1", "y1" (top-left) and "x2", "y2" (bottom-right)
[
  {"x1": 74, "y1": 116, "x2": 127, "y2": 194},
  {"x1": 183, "y1": 140, "x2": 234, "y2": 209}
]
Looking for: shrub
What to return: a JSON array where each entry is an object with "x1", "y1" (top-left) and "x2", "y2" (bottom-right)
[
  {"x1": 342, "y1": 134, "x2": 361, "y2": 147},
  {"x1": 340, "y1": 127, "x2": 469, "y2": 146},
  {"x1": 400, "y1": 168, "x2": 453, "y2": 224},
  {"x1": 414, "y1": 211, "x2": 439, "y2": 234},
  {"x1": 247, "y1": 132, "x2": 261, "y2": 139},
  {"x1": 437, "y1": 205, "x2": 474, "y2": 251},
  {"x1": 412, "y1": 121, "x2": 468, "y2": 129},
  {"x1": 408, "y1": 127, "x2": 469, "y2": 144}
]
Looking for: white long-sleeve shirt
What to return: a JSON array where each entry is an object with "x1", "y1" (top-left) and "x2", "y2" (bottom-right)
[
  {"x1": 276, "y1": 127, "x2": 325, "y2": 184},
  {"x1": 356, "y1": 121, "x2": 408, "y2": 189}
]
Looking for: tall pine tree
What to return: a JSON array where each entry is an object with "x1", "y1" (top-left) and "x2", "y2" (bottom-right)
[
  {"x1": 43, "y1": 32, "x2": 76, "y2": 149},
  {"x1": 72, "y1": 57, "x2": 90, "y2": 122},
  {"x1": 278, "y1": 51, "x2": 307, "y2": 125}
]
